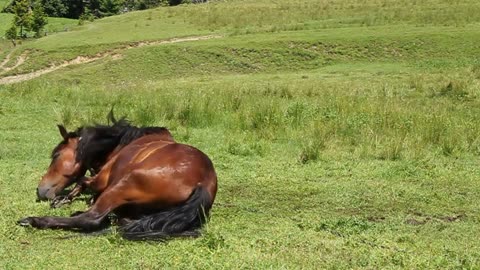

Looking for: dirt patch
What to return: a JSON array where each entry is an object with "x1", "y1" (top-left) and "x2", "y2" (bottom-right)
[
  {"x1": 0, "y1": 51, "x2": 13, "y2": 69},
  {"x1": 366, "y1": 216, "x2": 386, "y2": 222},
  {"x1": 405, "y1": 218, "x2": 430, "y2": 226},
  {"x1": 111, "y1": 53, "x2": 123, "y2": 60},
  {"x1": 0, "y1": 35, "x2": 222, "y2": 85},
  {"x1": 405, "y1": 213, "x2": 465, "y2": 226},
  {"x1": 0, "y1": 53, "x2": 28, "y2": 75},
  {"x1": 435, "y1": 214, "x2": 464, "y2": 222},
  {"x1": 0, "y1": 51, "x2": 28, "y2": 74}
]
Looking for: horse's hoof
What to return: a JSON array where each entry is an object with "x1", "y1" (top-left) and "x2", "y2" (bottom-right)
[
  {"x1": 87, "y1": 196, "x2": 96, "y2": 206},
  {"x1": 18, "y1": 217, "x2": 33, "y2": 227},
  {"x1": 51, "y1": 196, "x2": 72, "y2": 208}
]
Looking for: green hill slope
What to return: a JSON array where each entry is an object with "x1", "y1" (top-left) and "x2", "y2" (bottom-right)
[
  {"x1": 0, "y1": 0, "x2": 10, "y2": 9},
  {"x1": 1, "y1": 0, "x2": 480, "y2": 78}
]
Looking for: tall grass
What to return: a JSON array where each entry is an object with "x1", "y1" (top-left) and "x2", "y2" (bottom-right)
[{"x1": 9, "y1": 68, "x2": 480, "y2": 163}]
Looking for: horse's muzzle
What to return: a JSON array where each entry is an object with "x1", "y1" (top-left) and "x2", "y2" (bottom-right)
[{"x1": 37, "y1": 185, "x2": 56, "y2": 200}]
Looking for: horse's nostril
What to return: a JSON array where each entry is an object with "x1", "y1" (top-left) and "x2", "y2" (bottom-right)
[{"x1": 37, "y1": 186, "x2": 52, "y2": 200}]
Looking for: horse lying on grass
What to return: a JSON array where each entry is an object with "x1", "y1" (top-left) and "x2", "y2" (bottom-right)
[{"x1": 18, "y1": 114, "x2": 218, "y2": 241}]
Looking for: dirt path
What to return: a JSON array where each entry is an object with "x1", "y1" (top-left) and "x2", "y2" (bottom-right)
[
  {"x1": 0, "y1": 51, "x2": 14, "y2": 70},
  {"x1": 0, "y1": 35, "x2": 221, "y2": 85},
  {"x1": 0, "y1": 52, "x2": 28, "y2": 75}
]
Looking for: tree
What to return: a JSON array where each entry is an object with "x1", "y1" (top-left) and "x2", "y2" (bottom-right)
[
  {"x1": 99, "y1": 0, "x2": 121, "y2": 16},
  {"x1": 12, "y1": 0, "x2": 32, "y2": 38},
  {"x1": 78, "y1": 6, "x2": 94, "y2": 24},
  {"x1": 5, "y1": 24, "x2": 18, "y2": 46},
  {"x1": 41, "y1": 0, "x2": 67, "y2": 17},
  {"x1": 31, "y1": 0, "x2": 48, "y2": 37}
]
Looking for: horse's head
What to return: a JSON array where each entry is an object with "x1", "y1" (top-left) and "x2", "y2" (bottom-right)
[
  {"x1": 37, "y1": 125, "x2": 83, "y2": 200},
  {"x1": 37, "y1": 110, "x2": 171, "y2": 200}
]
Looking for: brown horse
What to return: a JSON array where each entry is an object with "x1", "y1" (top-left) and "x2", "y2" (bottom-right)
[{"x1": 19, "y1": 114, "x2": 217, "y2": 240}]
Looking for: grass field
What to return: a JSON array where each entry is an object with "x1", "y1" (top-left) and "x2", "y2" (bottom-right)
[{"x1": 1, "y1": 0, "x2": 480, "y2": 268}]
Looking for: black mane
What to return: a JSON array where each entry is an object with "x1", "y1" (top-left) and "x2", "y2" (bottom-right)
[{"x1": 76, "y1": 118, "x2": 173, "y2": 172}]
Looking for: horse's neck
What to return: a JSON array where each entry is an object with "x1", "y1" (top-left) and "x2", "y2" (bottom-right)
[{"x1": 108, "y1": 146, "x2": 123, "y2": 161}]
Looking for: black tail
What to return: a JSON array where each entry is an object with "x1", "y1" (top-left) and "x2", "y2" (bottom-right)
[{"x1": 120, "y1": 186, "x2": 213, "y2": 241}]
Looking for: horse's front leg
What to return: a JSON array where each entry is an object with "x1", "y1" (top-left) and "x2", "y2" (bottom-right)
[
  {"x1": 50, "y1": 177, "x2": 90, "y2": 208},
  {"x1": 19, "y1": 185, "x2": 126, "y2": 231},
  {"x1": 18, "y1": 211, "x2": 109, "y2": 231}
]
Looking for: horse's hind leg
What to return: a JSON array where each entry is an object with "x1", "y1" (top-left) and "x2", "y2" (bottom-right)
[{"x1": 19, "y1": 185, "x2": 129, "y2": 231}]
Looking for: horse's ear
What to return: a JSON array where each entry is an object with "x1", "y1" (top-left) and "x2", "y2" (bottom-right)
[
  {"x1": 57, "y1": 125, "x2": 68, "y2": 139},
  {"x1": 107, "y1": 107, "x2": 117, "y2": 124}
]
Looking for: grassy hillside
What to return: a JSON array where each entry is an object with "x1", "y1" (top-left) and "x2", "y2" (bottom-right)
[
  {"x1": 2, "y1": 0, "x2": 480, "y2": 73},
  {"x1": 0, "y1": 0, "x2": 10, "y2": 9},
  {"x1": 1, "y1": 0, "x2": 480, "y2": 268},
  {"x1": 0, "y1": 13, "x2": 78, "y2": 57},
  {"x1": 0, "y1": 13, "x2": 13, "y2": 34}
]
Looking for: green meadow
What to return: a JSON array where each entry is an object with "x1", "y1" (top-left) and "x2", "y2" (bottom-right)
[{"x1": 1, "y1": 0, "x2": 480, "y2": 268}]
